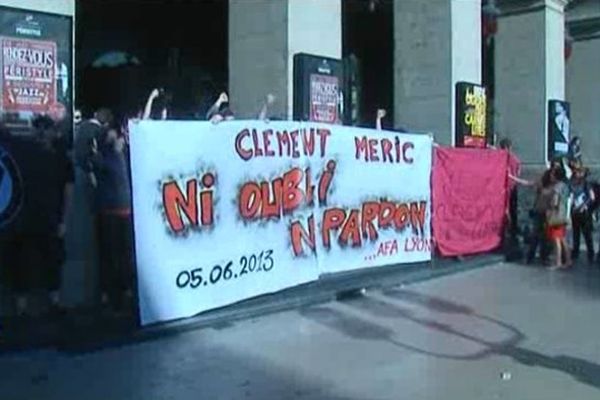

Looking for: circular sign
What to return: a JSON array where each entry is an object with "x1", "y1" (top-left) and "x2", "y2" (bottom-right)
[{"x1": 0, "y1": 145, "x2": 23, "y2": 228}]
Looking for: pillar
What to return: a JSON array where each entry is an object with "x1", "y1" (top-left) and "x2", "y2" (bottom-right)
[
  {"x1": 229, "y1": 0, "x2": 342, "y2": 120},
  {"x1": 566, "y1": 2, "x2": 600, "y2": 165},
  {"x1": 494, "y1": 0, "x2": 568, "y2": 164},
  {"x1": 393, "y1": 0, "x2": 482, "y2": 144}
]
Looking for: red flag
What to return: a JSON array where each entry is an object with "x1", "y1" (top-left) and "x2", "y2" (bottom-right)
[{"x1": 432, "y1": 147, "x2": 509, "y2": 256}]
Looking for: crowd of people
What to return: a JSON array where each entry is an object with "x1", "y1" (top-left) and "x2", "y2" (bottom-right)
[
  {"x1": 0, "y1": 116, "x2": 74, "y2": 317},
  {"x1": 506, "y1": 137, "x2": 599, "y2": 270},
  {"x1": 0, "y1": 92, "x2": 596, "y2": 320},
  {"x1": 0, "y1": 88, "x2": 280, "y2": 318}
]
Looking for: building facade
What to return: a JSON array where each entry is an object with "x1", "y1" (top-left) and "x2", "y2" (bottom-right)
[{"x1": 1, "y1": 0, "x2": 598, "y2": 308}]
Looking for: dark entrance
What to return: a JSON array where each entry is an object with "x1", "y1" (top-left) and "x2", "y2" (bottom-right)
[
  {"x1": 76, "y1": 0, "x2": 228, "y2": 121},
  {"x1": 342, "y1": 0, "x2": 394, "y2": 128}
]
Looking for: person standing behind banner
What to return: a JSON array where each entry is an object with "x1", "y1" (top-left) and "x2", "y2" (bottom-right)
[
  {"x1": 375, "y1": 108, "x2": 408, "y2": 132},
  {"x1": 89, "y1": 128, "x2": 134, "y2": 313},
  {"x1": 50, "y1": 118, "x2": 75, "y2": 311},
  {"x1": 143, "y1": 88, "x2": 172, "y2": 120},
  {"x1": 257, "y1": 94, "x2": 277, "y2": 121},
  {"x1": 70, "y1": 108, "x2": 113, "y2": 309},
  {"x1": 74, "y1": 108, "x2": 113, "y2": 197},
  {"x1": 1, "y1": 116, "x2": 73, "y2": 316},
  {"x1": 547, "y1": 166, "x2": 572, "y2": 270},
  {"x1": 569, "y1": 163, "x2": 595, "y2": 265},
  {"x1": 206, "y1": 92, "x2": 235, "y2": 123}
]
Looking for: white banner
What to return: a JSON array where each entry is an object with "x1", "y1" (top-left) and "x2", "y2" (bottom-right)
[{"x1": 130, "y1": 121, "x2": 432, "y2": 325}]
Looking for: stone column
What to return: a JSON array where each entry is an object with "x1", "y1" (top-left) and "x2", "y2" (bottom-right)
[
  {"x1": 566, "y1": 2, "x2": 600, "y2": 165},
  {"x1": 229, "y1": 0, "x2": 341, "y2": 120},
  {"x1": 393, "y1": 0, "x2": 482, "y2": 144},
  {"x1": 494, "y1": 0, "x2": 568, "y2": 164}
]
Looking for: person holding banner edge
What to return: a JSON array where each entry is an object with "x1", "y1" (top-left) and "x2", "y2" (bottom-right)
[
  {"x1": 500, "y1": 139, "x2": 533, "y2": 251},
  {"x1": 89, "y1": 126, "x2": 135, "y2": 314}
]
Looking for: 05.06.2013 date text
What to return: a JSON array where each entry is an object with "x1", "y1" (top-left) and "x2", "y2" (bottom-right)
[{"x1": 176, "y1": 250, "x2": 275, "y2": 289}]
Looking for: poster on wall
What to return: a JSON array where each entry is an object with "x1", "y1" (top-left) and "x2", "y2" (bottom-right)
[
  {"x1": 1, "y1": 37, "x2": 57, "y2": 113},
  {"x1": 0, "y1": 7, "x2": 72, "y2": 132},
  {"x1": 455, "y1": 82, "x2": 487, "y2": 148},
  {"x1": 130, "y1": 121, "x2": 432, "y2": 325},
  {"x1": 294, "y1": 53, "x2": 344, "y2": 124},
  {"x1": 309, "y1": 74, "x2": 340, "y2": 124},
  {"x1": 547, "y1": 99, "x2": 570, "y2": 161}
]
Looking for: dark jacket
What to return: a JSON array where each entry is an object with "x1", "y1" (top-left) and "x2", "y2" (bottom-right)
[
  {"x1": 1, "y1": 134, "x2": 70, "y2": 235},
  {"x1": 74, "y1": 119, "x2": 104, "y2": 172},
  {"x1": 90, "y1": 143, "x2": 131, "y2": 212}
]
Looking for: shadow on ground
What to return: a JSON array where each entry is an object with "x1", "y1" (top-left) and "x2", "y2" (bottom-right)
[
  {"x1": 0, "y1": 336, "x2": 362, "y2": 400},
  {"x1": 300, "y1": 287, "x2": 600, "y2": 390}
]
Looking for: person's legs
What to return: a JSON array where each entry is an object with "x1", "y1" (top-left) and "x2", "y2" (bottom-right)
[
  {"x1": 113, "y1": 215, "x2": 135, "y2": 313},
  {"x1": 572, "y1": 214, "x2": 582, "y2": 261},
  {"x1": 104, "y1": 214, "x2": 124, "y2": 310},
  {"x1": 46, "y1": 236, "x2": 65, "y2": 310},
  {"x1": 527, "y1": 213, "x2": 542, "y2": 263},
  {"x1": 582, "y1": 214, "x2": 595, "y2": 264},
  {"x1": 552, "y1": 237, "x2": 562, "y2": 268},
  {"x1": 2, "y1": 235, "x2": 27, "y2": 315},
  {"x1": 97, "y1": 214, "x2": 115, "y2": 307},
  {"x1": 540, "y1": 231, "x2": 551, "y2": 264},
  {"x1": 21, "y1": 234, "x2": 51, "y2": 317},
  {"x1": 526, "y1": 235, "x2": 539, "y2": 264},
  {"x1": 510, "y1": 189, "x2": 519, "y2": 236},
  {"x1": 561, "y1": 228, "x2": 572, "y2": 268}
]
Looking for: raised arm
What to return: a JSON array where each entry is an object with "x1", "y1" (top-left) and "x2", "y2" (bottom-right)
[
  {"x1": 508, "y1": 173, "x2": 534, "y2": 187},
  {"x1": 258, "y1": 93, "x2": 276, "y2": 120},
  {"x1": 375, "y1": 109, "x2": 386, "y2": 131},
  {"x1": 143, "y1": 89, "x2": 160, "y2": 120},
  {"x1": 206, "y1": 92, "x2": 229, "y2": 120}
]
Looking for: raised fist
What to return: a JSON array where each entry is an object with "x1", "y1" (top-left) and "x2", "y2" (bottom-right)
[
  {"x1": 218, "y1": 92, "x2": 229, "y2": 104},
  {"x1": 377, "y1": 109, "x2": 387, "y2": 119},
  {"x1": 266, "y1": 93, "x2": 276, "y2": 105}
]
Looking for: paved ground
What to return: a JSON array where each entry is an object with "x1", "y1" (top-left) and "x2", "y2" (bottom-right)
[{"x1": 1, "y1": 262, "x2": 600, "y2": 400}]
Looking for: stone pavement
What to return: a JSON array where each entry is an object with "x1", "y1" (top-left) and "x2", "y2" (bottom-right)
[
  {"x1": 1, "y1": 261, "x2": 600, "y2": 400},
  {"x1": 0, "y1": 254, "x2": 501, "y2": 351}
]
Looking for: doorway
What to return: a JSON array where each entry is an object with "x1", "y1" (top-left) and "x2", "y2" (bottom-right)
[
  {"x1": 343, "y1": 0, "x2": 394, "y2": 128},
  {"x1": 76, "y1": 0, "x2": 228, "y2": 121}
]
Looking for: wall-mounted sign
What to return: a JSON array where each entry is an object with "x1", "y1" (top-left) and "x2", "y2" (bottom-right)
[
  {"x1": 1, "y1": 36, "x2": 57, "y2": 113},
  {"x1": 294, "y1": 53, "x2": 345, "y2": 124},
  {"x1": 309, "y1": 74, "x2": 340, "y2": 124},
  {"x1": 547, "y1": 99, "x2": 570, "y2": 162},
  {"x1": 455, "y1": 82, "x2": 487, "y2": 148},
  {"x1": 0, "y1": 7, "x2": 72, "y2": 126}
]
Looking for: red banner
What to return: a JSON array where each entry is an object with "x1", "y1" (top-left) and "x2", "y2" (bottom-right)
[{"x1": 432, "y1": 147, "x2": 509, "y2": 256}]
